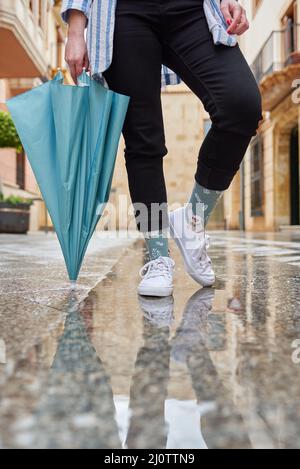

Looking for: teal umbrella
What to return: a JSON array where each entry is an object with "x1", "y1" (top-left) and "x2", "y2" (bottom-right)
[{"x1": 6, "y1": 70, "x2": 130, "y2": 284}]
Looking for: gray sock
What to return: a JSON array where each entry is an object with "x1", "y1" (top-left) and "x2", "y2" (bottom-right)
[
  {"x1": 144, "y1": 232, "x2": 169, "y2": 260},
  {"x1": 189, "y1": 181, "x2": 223, "y2": 226}
]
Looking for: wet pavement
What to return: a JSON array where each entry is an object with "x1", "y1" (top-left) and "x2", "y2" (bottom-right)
[{"x1": 0, "y1": 231, "x2": 300, "y2": 449}]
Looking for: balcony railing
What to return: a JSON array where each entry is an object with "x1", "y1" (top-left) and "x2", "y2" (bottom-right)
[
  {"x1": 0, "y1": 0, "x2": 53, "y2": 78},
  {"x1": 251, "y1": 22, "x2": 300, "y2": 83}
]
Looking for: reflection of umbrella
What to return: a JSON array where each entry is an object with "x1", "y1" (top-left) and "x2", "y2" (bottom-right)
[
  {"x1": 6, "y1": 70, "x2": 130, "y2": 282},
  {"x1": 31, "y1": 294, "x2": 121, "y2": 449}
]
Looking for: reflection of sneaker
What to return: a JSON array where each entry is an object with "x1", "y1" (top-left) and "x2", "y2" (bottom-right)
[
  {"x1": 138, "y1": 295, "x2": 174, "y2": 329},
  {"x1": 169, "y1": 206, "x2": 215, "y2": 287},
  {"x1": 138, "y1": 256, "x2": 175, "y2": 297},
  {"x1": 171, "y1": 288, "x2": 215, "y2": 363}
]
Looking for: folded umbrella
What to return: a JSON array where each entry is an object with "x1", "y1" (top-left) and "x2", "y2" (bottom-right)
[{"x1": 6, "y1": 70, "x2": 130, "y2": 284}]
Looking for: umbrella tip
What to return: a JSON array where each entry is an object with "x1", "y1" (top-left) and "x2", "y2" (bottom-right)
[{"x1": 70, "y1": 281, "x2": 77, "y2": 291}]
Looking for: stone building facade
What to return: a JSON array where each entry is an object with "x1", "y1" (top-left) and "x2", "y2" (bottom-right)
[
  {"x1": 225, "y1": 0, "x2": 300, "y2": 231},
  {"x1": 110, "y1": 82, "x2": 225, "y2": 231},
  {"x1": 4, "y1": 1, "x2": 298, "y2": 234}
]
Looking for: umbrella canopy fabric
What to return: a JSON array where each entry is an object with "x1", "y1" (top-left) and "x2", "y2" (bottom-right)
[{"x1": 6, "y1": 70, "x2": 130, "y2": 281}]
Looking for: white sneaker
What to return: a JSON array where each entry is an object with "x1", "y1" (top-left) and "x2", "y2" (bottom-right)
[
  {"x1": 138, "y1": 295, "x2": 174, "y2": 328},
  {"x1": 169, "y1": 206, "x2": 215, "y2": 287},
  {"x1": 171, "y1": 288, "x2": 215, "y2": 363},
  {"x1": 138, "y1": 256, "x2": 175, "y2": 297}
]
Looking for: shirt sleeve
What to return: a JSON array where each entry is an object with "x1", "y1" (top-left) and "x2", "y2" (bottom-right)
[{"x1": 61, "y1": 0, "x2": 93, "y2": 25}]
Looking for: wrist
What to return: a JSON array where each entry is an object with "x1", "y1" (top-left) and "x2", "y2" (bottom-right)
[
  {"x1": 68, "y1": 28, "x2": 85, "y2": 39},
  {"x1": 67, "y1": 9, "x2": 87, "y2": 37}
]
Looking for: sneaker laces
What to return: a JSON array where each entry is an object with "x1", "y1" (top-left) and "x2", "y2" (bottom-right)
[
  {"x1": 189, "y1": 215, "x2": 212, "y2": 265},
  {"x1": 196, "y1": 234, "x2": 212, "y2": 265},
  {"x1": 139, "y1": 256, "x2": 175, "y2": 280}
]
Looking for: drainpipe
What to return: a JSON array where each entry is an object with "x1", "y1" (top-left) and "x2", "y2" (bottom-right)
[{"x1": 239, "y1": 160, "x2": 245, "y2": 231}]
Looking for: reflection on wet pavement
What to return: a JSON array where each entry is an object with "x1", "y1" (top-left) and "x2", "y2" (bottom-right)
[{"x1": 1, "y1": 232, "x2": 300, "y2": 449}]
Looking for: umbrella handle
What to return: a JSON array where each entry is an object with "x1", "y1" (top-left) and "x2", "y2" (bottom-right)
[
  {"x1": 77, "y1": 68, "x2": 91, "y2": 88},
  {"x1": 52, "y1": 69, "x2": 91, "y2": 88},
  {"x1": 53, "y1": 69, "x2": 64, "y2": 83}
]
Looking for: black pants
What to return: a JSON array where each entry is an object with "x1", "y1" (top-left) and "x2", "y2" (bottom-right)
[{"x1": 103, "y1": 0, "x2": 262, "y2": 231}]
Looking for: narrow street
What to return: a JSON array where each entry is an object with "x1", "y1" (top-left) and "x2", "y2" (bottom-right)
[{"x1": 0, "y1": 231, "x2": 300, "y2": 449}]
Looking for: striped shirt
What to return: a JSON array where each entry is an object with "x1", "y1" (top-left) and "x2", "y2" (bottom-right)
[{"x1": 61, "y1": 0, "x2": 237, "y2": 87}]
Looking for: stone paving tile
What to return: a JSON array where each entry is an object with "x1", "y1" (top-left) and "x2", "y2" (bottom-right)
[{"x1": 0, "y1": 294, "x2": 66, "y2": 366}]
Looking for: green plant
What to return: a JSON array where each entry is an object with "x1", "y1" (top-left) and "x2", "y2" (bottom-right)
[
  {"x1": 0, "y1": 111, "x2": 22, "y2": 152},
  {"x1": 0, "y1": 193, "x2": 33, "y2": 207}
]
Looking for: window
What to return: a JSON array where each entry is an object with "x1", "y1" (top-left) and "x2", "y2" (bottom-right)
[
  {"x1": 250, "y1": 136, "x2": 264, "y2": 216},
  {"x1": 281, "y1": 1, "x2": 298, "y2": 65}
]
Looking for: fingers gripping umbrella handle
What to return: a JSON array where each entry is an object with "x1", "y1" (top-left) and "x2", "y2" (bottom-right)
[{"x1": 53, "y1": 68, "x2": 91, "y2": 88}]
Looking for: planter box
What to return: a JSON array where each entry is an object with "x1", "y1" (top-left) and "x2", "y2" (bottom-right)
[{"x1": 0, "y1": 202, "x2": 30, "y2": 234}]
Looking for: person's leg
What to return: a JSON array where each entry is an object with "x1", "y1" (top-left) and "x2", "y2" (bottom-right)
[
  {"x1": 103, "y1": 0, "x2": 169, "y2": 261},
  {"x1": 126, "y1": 158, "x2": 169, "y2": 259},
  {"x1": 162, "y1": 0, "x2": 262, "y2": 225},
  {"x1": 103, "y1": 1, "x2": 174, "y2": 296},
  {"x1": 165, "y1": 0, "x2": 262, "y2": 286}
]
